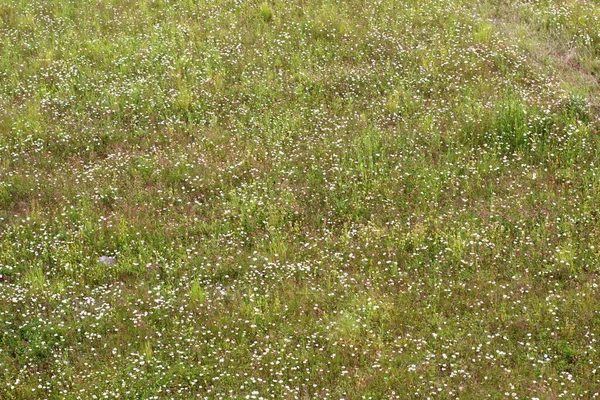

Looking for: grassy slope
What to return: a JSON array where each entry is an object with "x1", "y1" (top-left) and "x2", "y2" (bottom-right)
[{"x1": 1, "y1": 0, "x2": 600, "y2": 398}]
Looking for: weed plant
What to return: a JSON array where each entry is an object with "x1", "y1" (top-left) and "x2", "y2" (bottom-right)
[{"x1": 1, "y1": 0, "x2": 600, "y2": 398}]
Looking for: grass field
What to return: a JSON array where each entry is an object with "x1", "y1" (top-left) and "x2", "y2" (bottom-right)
[{"x1": 1, "y1": 0, "x2": 600, "y2": 398}]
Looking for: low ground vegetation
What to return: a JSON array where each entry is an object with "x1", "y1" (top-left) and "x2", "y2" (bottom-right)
[{"x1": 1, "y1": 0, "x2": 600, "y2": 398}]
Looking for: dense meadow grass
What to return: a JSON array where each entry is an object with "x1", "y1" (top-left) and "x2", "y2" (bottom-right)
[{"x1": 1, "y1": 0, "x2": 600, "y2": 398}]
